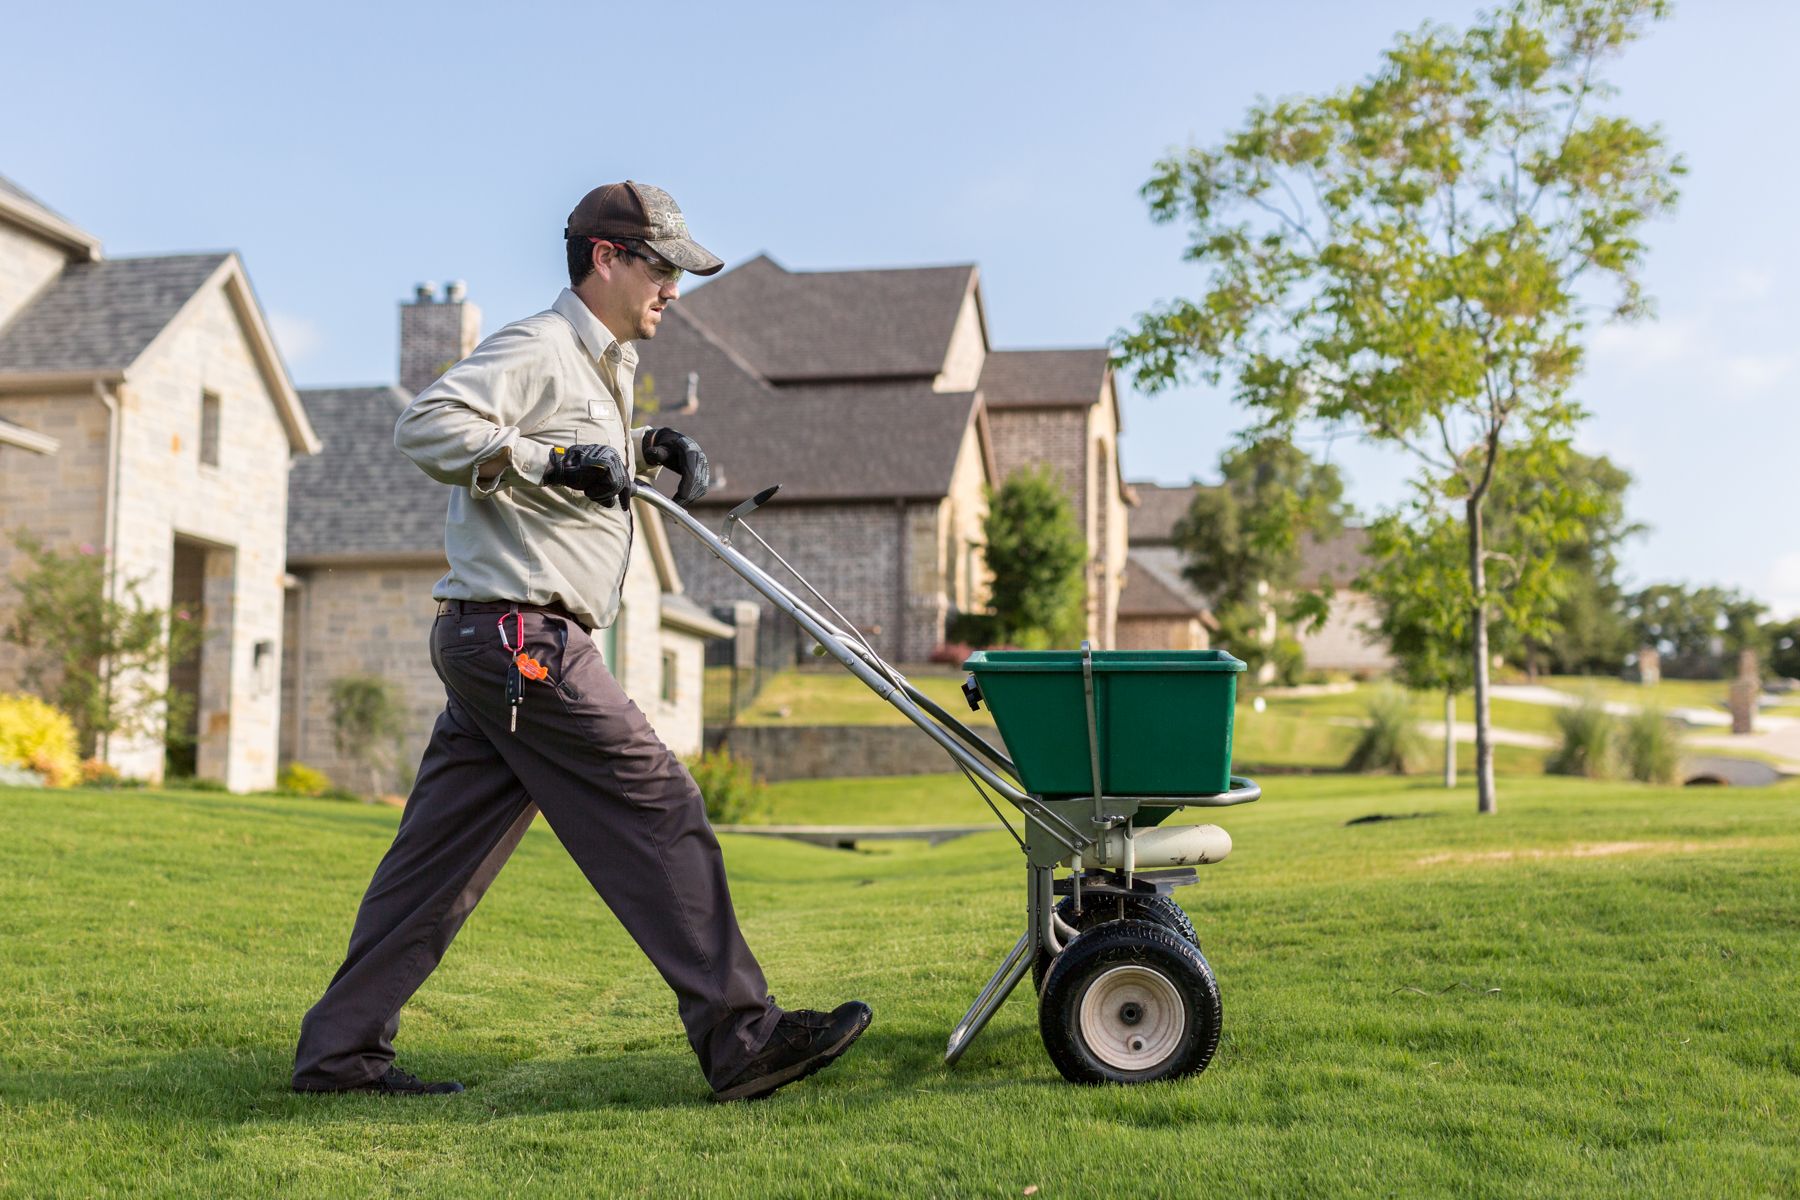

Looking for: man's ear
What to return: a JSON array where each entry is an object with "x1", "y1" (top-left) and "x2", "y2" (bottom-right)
[{"x1": 590, "y1": 240, "x2": 616, "y2": 281}]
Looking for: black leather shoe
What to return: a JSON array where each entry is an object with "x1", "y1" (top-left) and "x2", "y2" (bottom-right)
[
  {"x1": 712, "y1": 1001, "x2": 872, "y2": 1103},
  {"x1": 297, "y1": 1065, "x2": 464, "y2": 1095}
]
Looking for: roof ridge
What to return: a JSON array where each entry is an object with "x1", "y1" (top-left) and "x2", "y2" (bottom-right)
[{"x1": 661, "y1": 305, "x2": 782, "y2": 396}]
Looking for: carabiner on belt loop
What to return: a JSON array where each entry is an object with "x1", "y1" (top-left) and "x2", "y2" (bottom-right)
[{"x1": 497, "y1": 608, "x2": 525, "y2": 655}]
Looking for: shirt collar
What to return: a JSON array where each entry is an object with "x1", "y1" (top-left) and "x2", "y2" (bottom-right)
[{"x1": 552, "y1": 288, "x2": 637, "y2": 367}]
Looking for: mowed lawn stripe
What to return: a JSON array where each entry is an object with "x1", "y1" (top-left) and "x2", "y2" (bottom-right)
[{"x1": 0, "y1": 778, "x2": 1796, "y2": 1198}]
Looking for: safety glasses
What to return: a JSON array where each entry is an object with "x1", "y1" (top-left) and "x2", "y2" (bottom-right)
[{"x1": 588, "y1": 238, "x2": 683, "y2": 286}]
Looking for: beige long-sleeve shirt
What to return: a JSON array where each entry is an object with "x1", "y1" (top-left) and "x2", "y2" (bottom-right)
[{"x1": 394, "y1": 288, "x2": 657, "y2": 629}]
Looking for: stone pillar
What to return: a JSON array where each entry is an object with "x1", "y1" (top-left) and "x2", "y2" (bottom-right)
[
  {"x1": 727, "y1": 601, "x2": 759, "y2": 672},
  {"x1": 1636, "y1": 645, "x2": 1661, "y2": 686},
  {"x1": 399, "y1": 281, "x2": 481, "y2": 397},
  {"x1": 1729, "y1": 649, "x2": 1759, "y2": 735}
]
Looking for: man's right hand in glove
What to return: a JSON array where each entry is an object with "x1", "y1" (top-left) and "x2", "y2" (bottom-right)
[{"x1": 543, "y1": 443, "x2": 630, "y2": 507}]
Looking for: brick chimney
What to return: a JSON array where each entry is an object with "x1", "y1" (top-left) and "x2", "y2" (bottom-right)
[{"x1": 399, "y1": 280, "x2": 480, "y2": 396}]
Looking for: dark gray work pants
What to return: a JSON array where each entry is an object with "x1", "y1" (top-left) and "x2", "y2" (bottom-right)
[{"x1": 292, "y1": 601, "x2": 782, "y2": 1092}]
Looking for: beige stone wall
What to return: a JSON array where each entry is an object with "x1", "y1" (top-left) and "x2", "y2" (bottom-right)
[
  {"x1": 1116, "y1": 616, "x2": 1209, "y2": 652},
  {"x1": 0, "y1": 392, "x2": 110, "y2": 696},
  {"x1": 1297, "y1": 590, "x2": 1394, "y2": 674},
  {"x1": 654, "y1": 624, "x2": 709, "y2": 759},
  {"x1": 934, "y1": 287, "x2": 986, "y2": 393},
  {"x1": 282, "y1": 562, "x2": 447, "y2": 794},
  {"x1": 943, "y1": 417, "x2": 990, "y2": 615},
  {"x1": 107, "y1": 276, "x2": 293, "y2": 788},
  {"x1": 1090, "y1": 376, "x2": 1127, "y2": 649},
  {"x1": 0, "y1": 220, "x2": 69, "y2": 328}
]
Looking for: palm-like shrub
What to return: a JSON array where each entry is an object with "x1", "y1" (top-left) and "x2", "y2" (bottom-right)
[
  {"x1": 1548, "y1": 696, "x2": 1617, "y2": 779},
  {"x1": 1346, "y1": 685, "x2": 1425, "y2": 774},
  {"x1": 1619, "y1": 707, "x2": 1681, "y2": 784}
]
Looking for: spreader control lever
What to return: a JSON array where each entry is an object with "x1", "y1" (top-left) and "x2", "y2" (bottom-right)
[
  {"x1": 722, "y1": 484, "x2": 781, "y2": 545},
  {"x1": 962, "y1": 674, "x2": 984, "y2": 712}
]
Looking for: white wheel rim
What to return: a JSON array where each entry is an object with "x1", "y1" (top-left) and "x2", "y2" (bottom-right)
[{"x1": 1077, "y1": 965, "x2": 1186, "y2": 1072}]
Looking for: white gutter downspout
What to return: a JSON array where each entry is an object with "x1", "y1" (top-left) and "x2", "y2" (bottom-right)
[{"x1": 94, "y1": 381, "x2": 122, "y2": 765}]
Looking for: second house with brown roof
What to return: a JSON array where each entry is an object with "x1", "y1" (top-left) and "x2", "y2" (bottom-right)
[{"x1": 635, "y1": 254, "x2": 1130, "y2": 664}]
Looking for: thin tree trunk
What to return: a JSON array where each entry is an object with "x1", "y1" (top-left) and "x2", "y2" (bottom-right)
[
  {"x1": 1444, "y1": 690, "x2": 1457, "y2": 788},
  {"x1": 1467, "y1": 497, "x2": 1497, "y2": 814}
]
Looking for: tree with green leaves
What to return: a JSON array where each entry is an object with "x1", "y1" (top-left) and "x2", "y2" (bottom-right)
[
  {"x1": 982, "y1": 466, "x2": 1087, "y2": 648},
  {"x1": 3, "y1": 531, "x2": 199, "y2": 759},
  {"x1": 1174, "y1": 438, "x2": 1346, "y2": 683},
  {"x1": 1117, "y1": 0, "x2": 1681, "y2": 813},
  {"x1": 329, "y1": 674, "x2": 409, "y2": 800},
  {"x1": 1522, "y1": 451, "x2": 1638, "y2": 675},
  {"x1": 1362, "y1": 438, "x2": 1612, "y2": 785}
]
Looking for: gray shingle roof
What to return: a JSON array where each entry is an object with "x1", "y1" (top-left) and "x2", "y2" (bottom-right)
[
  {"x1": 1128, "y1": 481, "x2": 1211, "y2": 545},
  {"x1": 287, "y1": 386, "x2": 450, "y2": 562},
  {"x1": 677, "y1": 254, "x2": 975, "y2": 382},
  {"x1": 1120, "y1": 546, "x2": 1211, "y2": 617},
  {"x1": 635, "y1": 306, "x2": 981, "y2": 504},
  {"x1": 978, "y1": 348, "x2": 1109, "y2": 408},
  {"x1": 0, "y1": 253, "x2": 229, "y2": 375},
  {"x1": 1297, "y1": 526, "x2": 1373, "y2": 589}
]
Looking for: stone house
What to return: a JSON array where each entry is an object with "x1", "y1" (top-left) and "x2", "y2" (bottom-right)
[
  {"x1": 1116, "y1": 483, "x2": 1216, "y2": 651},
  {"x1": 0, "y1": 174, "x2": 319, "y2": 789},
  {"x1": 1123, "y1": 482, "x2": 1393, "y2": 674},
  {"x1": 633, "y1": 254, "x2": 1131, "y2": 660},
  {"x1": 281, "y1": 284, "x2": 729, "y2": 790}
]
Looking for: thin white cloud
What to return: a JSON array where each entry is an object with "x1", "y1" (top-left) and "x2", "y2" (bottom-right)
[
  {"x1": 268, "y1": 311, "x2": 322, "y2": 365},
  {"x1": 1722, "y1": 353, "x2": 1795, "y2": 395},
  {"x1": 1729, "y1": 266, "x2": 1776, "y2": 302},
  {"x1": 1589, "y1": 316, "x2": 1702, "y2": 368}
]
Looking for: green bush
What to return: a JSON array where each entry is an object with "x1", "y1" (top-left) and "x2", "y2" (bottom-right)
[
  {"x1": 277, "y1": 762, "x2": 333, "y2": 797},
  {"x1": 162, "y1": 775, "x2": 228, "y2": 793},
  {"x1": 329, "y1": 675, "x2": 408, "y2": 800},
  {"x1": 1619, "y1": 706, "x2": 1681, "y2": 784},
  {"x1": 685, "y1": 748, "x2": 769, "y2": 824},
  {"x1": 1345, "y1": 685, "x2": 1425, "y2": 774},
  {"x1": 0, "y1": 692, "x2": 80, "y2": 787},
  {"x1": 1548, "y1": 695, "x2": 1618, "y2": 779}
]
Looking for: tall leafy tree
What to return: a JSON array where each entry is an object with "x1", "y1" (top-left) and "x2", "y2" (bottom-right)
[
  {"x1": 4, "y1": 532, "x2": 199, "y2": 760},
  {"x1": 1117, "y1": 0, "x2": 1681, "y2": 813},
  {"x1": 1362, "y1": 437, "x2": 1613, "y2": 785},
  {"x1": 982, "y1": 466, "x2": 1087, "y2": 648},
  {"x1": 1174, "y1": 438, "x2": 1346, "y2": 682}
]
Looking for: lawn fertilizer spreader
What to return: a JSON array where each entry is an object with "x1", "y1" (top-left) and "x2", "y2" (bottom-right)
[{"x1": 635, "y1": 481, "x2": 1261, "y2": 1085}]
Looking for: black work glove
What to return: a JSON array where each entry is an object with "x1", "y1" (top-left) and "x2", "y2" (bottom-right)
[
  {"x1": 641, "y1": 427, "x2": 710, "y2": 506},
  {"x1": 543, "y1": 443, "x2": 630, "y2": 507}
]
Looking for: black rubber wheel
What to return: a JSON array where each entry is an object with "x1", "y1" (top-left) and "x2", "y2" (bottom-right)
[
  {"x1": 1032, "y1": 892, "x2": 1199, "y2": 991},
  {"x1": 1037, "y1": 919, "x2": 1222, "y2": 1085}
]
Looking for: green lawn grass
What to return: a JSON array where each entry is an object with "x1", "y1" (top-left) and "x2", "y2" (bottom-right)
[
  {"x1": 1536, "y1": 676, "x2": 1730, "y2": 713},
  {"x1": 3, "y1": 779, "x2": 1797, "y2": 1197}
]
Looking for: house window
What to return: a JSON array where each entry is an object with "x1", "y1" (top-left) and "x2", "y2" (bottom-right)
[
  {"x1": 200, "y1": 391, "x2": 222, "y2": 466},
  {"x1": 662, "y1": 650, "x2": 679, "y2": 704}
]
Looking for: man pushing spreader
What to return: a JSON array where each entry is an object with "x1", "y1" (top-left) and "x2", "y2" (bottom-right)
[{"x1": 290, "y1": 181, "x2": 870, "y2": 1102}]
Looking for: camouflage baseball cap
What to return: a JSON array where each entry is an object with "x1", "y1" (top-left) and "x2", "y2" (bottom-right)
[{"x1": 564, "y1": 181, "x2": 724, "y2": 277}]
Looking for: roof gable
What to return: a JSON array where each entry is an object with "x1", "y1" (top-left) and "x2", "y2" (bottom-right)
[
  {"x1": 288, "y1": 386, "x2": 448, "y2": 561},
  {"x1": 0, "y1": 252, "x2": 319, "y2": 454},
  {"x1": 0, "y1": 254, "x2": 230, "y2": 376},
  {"x1": 678, "y1": 254, "x2": 977, "y2": 382},
  {"x1": 978, "y1": 348, "x2": 1109, "y2": 408},
  {"x1": 0, "y1": 174, "x2": 100, "y2": 261}
]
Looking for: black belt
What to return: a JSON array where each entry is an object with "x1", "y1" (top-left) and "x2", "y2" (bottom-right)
[{"x1": 438, "y1": 598, "x2": 591, "y2": 632}]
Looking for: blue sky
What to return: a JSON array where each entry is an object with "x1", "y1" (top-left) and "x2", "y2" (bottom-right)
[{"x1": 5, "y1": 1, "x2": 1795, "y2": 614}]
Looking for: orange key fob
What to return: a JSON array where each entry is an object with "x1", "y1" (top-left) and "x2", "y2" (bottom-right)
[{"x1": 514, "y1": 652, "x2": 549, "y2": 682}]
